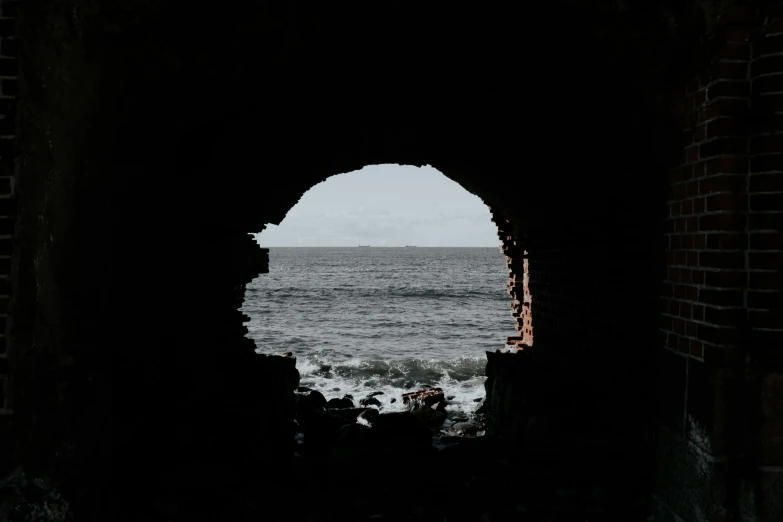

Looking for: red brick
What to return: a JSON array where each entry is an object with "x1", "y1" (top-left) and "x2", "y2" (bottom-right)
[
  {"x1": 705, "y1": 270, "x2": 746, "y2": 288},
  {"x1": 707, "y1": 80, "x2": 750, "y2": 99},
  {"x1": 751, "y1": 55, "x2": 783, "y2": 78},
  {"x1": 699, "y1": 213, "x2": 746, "y2": 231},
  {"x1": 693, "y1": 234, "x2": 707, "y2": 250},
  {"x1": 749, "y1": 310, "x2": 783, "y2": 329},
  {"x1": 754, "y1": 93, "x2": 783, "y2": 112},
  {"x1": 749, "y1": 173, "x2": 783, "y2": 192},
  {"x1": 698, "y1": 324, "x2": 740, "y2": 345},
  {"x1": 707, "y1": 193, "x2": 743, "y2": 211},
  {"x1": 694, "y1": 125, "x2": 706, "y2": 143},
  {"x1": 708, "y1": 60, "x2": 749, "y2": 80},
  {"x1": 692, "y1": 270, "x2": 706, "y2": 285},
  {"x1": 674, "y1": 285, "x2": 687, "y2": 299},
  {"x1": 693, "y1": 304, "x2": 705, "y2": 321},
  {"x1": 749, "y1": 233, "x2": 783, "y2": 250},
  {"x1": 686, "y1": 320, "x2": 698, "y2": 337},
  {"x1": 671, "y1": 234, "x2": 682, "y2": 250},
  {"x1": 673, "y1": 183, "x2": 687, "y2": 200},
  {"x1": 686, "y1": 146, "x2": 699, "y2": 163},
  {"x1": 668, "y1": 267, "x2": 681, "y2": 283},
  {"x1": 690, "y1": 340, "x2": 704, "y2": 358},
  {"x1": 676, "y1": 218, "x2": 688, "y2": 234},
  {"x1": 705, "y1": 157, "x2": 748, "y2": 175},
  {"x1": 750, "y1": 193, "x2": 783, "y2": 211},
  {"x1": 695, "y1": 90, "x2": 707, "y2": 107},
  {"x1": 752, "y1": 73, "x2": 783, "y2": 95},
  {"x1": 694, "y1": 197, "x2": 706, "y2": 214},
  {"x1": 673, "y1": 318, "x2": 686, "y2": 335},
  {"x1": 687, "y1": 217, "x2": 699, "y2": 232},
  {"x1": 705, "y1": 117, "x2": 746, "y2": 139},
  {"x1": 714, "y1": 41, "x2": 751, "y2": 62},
  {"x1": 676, "y1": 251, "x2": 687, "y2": 266},
  {"x1": 687, "y1": 285, "x2": 698, "y2": 301},
  {"x1": 751, "y1": 155, "x2": 783, "y2": 173},
  {"x1": 706, "y1": 233, "x2": 748, "y2": 250},
  {"x1": 699, "y1": 288, "x2": 744, "y2": 306},
  {"x1": 749, "y1": 213, "x2": 783, "y2": 231},
  {"x1": 749, "y1": 252, "x2": 783, "y2": 270},
  {"x1": 705, "y1": 306, "x2": 745, "y2": 326},
  {"x1": 698, "y1": 98, "x2": 749, "y2": 122},
  {"x1": 749, "y1": 271, "x2": 782, "y2": 289},
  {"x1": 670, "y1": 202, "x2": 681, "y2": 217},
  {"x1": 681, "y1": 302, "x2": 693, "y2": 318},
  {"x1": 747, "y1": 290, "x2": 783, "y2": 309},
  {"x1": 700, "y1": 251, "x2": 746, "y2": 269},
  {"x1": 682, "y1": 199, "x2": 694, "y2": 215},
  {"x1": 750, "y1": 134, "x2": 783, "y2": 156},
  {"x1": 687, "y1": 251, "x2": 699, "y2": 266},
  {"x1": 701, "y1": 175, "x2": 746, "y2": 194},
  {"x1": 754, "y1": 35, "x2": 783, "y2": 59}
]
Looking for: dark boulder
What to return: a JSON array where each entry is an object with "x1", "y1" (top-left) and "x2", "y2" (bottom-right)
[
  {"x1": 366, "y1": 412, "x2": 432, "y2": 449},
  {"x1": 302, "y1": 410, "x2": 354, "y2": 456},
  {"x1": 360, "y1": 397, "x2": 382, "y2": 408},
  {"x1": 367, "y1": 391, "x2": 384, "y2": 398},
  {"x1": 296, "y1": 389, "x2": 327, "y2": 412},
  {"x1": 357, "y1": 408, "x2": 380, "y2": 427},
  {"x1": 325, "y1": 397, "x2": 354, "y2": 409}
]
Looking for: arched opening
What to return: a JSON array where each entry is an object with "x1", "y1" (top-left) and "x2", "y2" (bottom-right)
[{"x1": 242, "y1": 164, "x2": 522, "y2": 429}]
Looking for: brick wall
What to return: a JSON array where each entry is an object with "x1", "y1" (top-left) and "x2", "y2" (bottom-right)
[
  {"x1": 489, "y1": 208, "x2": 533, "y2": 348},
  {"x1": 656, "y1": 4, "x2": 783, "y2": 521},
  {"x1": 0, "y1": 0, "x2": 16, "y2": 416}
]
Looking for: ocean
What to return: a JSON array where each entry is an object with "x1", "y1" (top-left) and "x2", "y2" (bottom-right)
[{"x1": 242, "y1": 247, "x2": 515, "y2": 415}]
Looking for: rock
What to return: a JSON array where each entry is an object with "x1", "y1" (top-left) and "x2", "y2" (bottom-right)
[
  {"x1": 326, "y1": 397, "x2": 354, "y2": 409},
  {"x1": 402, "y1": 388, "x2": 445, "y2": 409},
  {"x1": 343, "y1": 394, "x2": 354, "y2": 400},
  {"x1": 390, "y1": 398, "x2": 397, "y2": 403},
  {"x1": 325, "y1": 407, "x2": 367, "y2": 423},
  {"x1": 360, "y1": 397, "x2": 382, "y2": 407},
  {"x1": 447, "y1": 395, "x2": 456, "y2": 401},
  {"x1": 296, "y1": 389, "x2": 327, "y2": 411},
  {"x1": 357, "y1": 408, "x2": 379, "y2": 427},
  {"x1": 366, "y1": 412, "x2": 432, "y2": 449},
  {"x1": 297, "y1": 386, "x2": 314, "y2": 393},
  {"x1": 473, "y1": 397, "x2": 483, "y2": 402},
  {"x1": 368, "y1": 391, "x2": 385, "y2": 397},
  {"x1": 337, "y1": 423, "x2": 370, "y2": 444},
  {"x1": 302, "y1": 410, "x2": 354, "y2": 455},
  {"x1": 450, "y1": 421, "x2": 484, "y2": 437}
]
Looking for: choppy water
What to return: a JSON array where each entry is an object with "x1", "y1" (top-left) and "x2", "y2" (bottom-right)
[{"x1": 242, "y1": 247, "x2": 515, "y2": 414}]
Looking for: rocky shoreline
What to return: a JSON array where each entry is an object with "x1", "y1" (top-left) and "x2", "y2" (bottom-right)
[{"x1": 293, "y1": 385, "x2": 489, "y2": 458}]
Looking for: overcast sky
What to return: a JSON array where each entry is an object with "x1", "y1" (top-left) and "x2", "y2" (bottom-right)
[{"x1": 255, "y1": 164, "x2": 500, "y2": 247}]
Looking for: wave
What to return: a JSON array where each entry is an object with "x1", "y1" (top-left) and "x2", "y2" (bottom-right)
[{"x1": 287, "y1": 353, "x2": 488, "y2": 415}]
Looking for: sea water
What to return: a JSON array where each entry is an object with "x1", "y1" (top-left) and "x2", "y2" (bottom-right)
[{"x1": 242, "y1": 247, "x2": 515, "y2": 414}]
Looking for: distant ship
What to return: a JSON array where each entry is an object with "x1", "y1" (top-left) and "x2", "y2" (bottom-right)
[
  {"x1": 405, "y1": 245, "x2": 417, "y2": 247},
  {"x1": 358, "y1": 245, "x2": 371, "y2": 247}
]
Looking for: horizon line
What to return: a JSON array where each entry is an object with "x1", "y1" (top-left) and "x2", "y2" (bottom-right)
[{"x1": 256, "y1": 245, "x2": 501, "y2": 248}]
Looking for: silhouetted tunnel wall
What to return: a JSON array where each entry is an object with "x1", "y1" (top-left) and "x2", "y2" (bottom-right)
[{"x1": 9, "y1": 1, "x2": 775, "y2": 520}]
